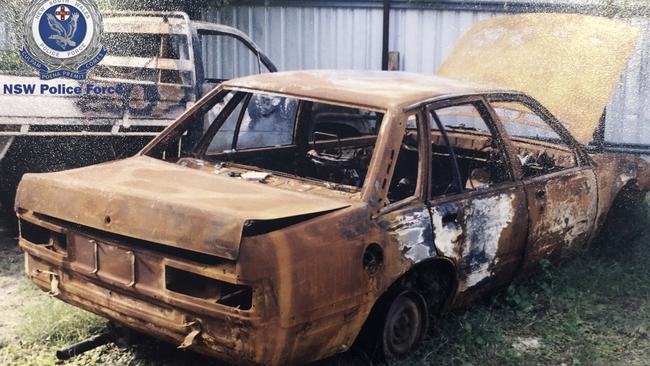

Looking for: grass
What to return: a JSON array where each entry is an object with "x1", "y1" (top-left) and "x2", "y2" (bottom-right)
[{"x1": 0, "y1": 194, "x2": 649, "y2": 365}]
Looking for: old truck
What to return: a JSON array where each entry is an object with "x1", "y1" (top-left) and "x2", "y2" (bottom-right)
[
  {"x1": 0, "y1": 11, "x2": 276, "y2": 216},
  {"x1": 14, "y1": 14, "x2": 650, "y2": 365}
]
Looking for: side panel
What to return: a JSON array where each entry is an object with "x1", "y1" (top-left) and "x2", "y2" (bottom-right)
[
  {"x1": 239, "y1": 205, "x2": 386, "y2": 365},
  {"x1": 519, "y1": 167, "x2": 598, "y2": 273}
]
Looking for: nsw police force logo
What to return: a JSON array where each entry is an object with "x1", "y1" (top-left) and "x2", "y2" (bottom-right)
[{"x1": 21, "y1": 0, "x2": 107, "y2": 80}]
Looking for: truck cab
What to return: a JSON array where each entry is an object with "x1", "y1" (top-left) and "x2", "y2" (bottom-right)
[{"x1": 0, "y1": 11, "x2": 276, "y2": 218}]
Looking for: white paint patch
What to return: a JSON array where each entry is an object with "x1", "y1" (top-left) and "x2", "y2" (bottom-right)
[
  {"x1": 540, "y1": 177, "x2": 596, "y2": 248},
  {"x1": 551, "y1": 199, "x2": 590, "y2": 246},
  {"x1": 616, "y1": 162, "x2": 638, "y2": 186},
  {"x1": 430, "y1": 206, "x2": 463, "y2": 257},
  {"x1": 460, "y1": 194, "x2": 515, "y2": 291},
  {"x1": 391, "y1": 208, "x2": 433, "y2": 263}
]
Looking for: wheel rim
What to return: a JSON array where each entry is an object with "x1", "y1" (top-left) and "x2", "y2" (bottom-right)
[{"x1": 383, "y1": 291, "x2": 426, "y2": 357}]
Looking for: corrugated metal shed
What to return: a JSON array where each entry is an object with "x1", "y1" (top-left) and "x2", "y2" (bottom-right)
[
  {"x1": 204, "y1": 6, "x2": 386, "y2": 71},
  {"x1": 203, "y1": 1, "x2": 649, "y2": 145},
  {"x1": 606, "y1": 18, "x2": 650, "y2": 145}
]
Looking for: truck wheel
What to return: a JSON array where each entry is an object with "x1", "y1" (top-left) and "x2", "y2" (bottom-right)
[{"x1": 381, "y1": 290, "x2": 428, "y2": 359}]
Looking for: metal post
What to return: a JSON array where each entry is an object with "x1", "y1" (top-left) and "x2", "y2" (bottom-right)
[{"x1": 381, "y1": 0, "x2": 391, "y2": 70}]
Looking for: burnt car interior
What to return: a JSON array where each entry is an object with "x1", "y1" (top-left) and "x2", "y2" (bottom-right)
[
  {"x1": 491, "y1": 100, "x2": 577, "y2": 177},
  {"x1": 419, "y1": 102, "x2": 513, "y2": 198},
  {"x1": 148, "y1": 91, "x2": 581, "y2": 199},
  {"x1": 390, "y1": 98, "x2": 580, "y2": 203},
  {"x1": 387, "y1": 114, "x2": 421, "y2": 202},
  {"x1": 149, "y1": 90, "x2": 383, "y2": 190},
  {"x1": 431, "y1": 103, "x2": 511, "y2": 195}
]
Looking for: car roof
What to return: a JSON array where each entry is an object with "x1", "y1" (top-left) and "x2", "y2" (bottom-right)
[{"x1": 222, "y1": 70, "x2": 507, "y2": 110}]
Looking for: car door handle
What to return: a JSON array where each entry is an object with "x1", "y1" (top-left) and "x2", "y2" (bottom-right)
[{"x1": 535, "y1": 190, "x2": 546, "y2": 200}]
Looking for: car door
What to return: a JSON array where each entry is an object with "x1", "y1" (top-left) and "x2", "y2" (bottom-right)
[
  {"x1": 487, "y1": 95, "x2": 598, "y2": 274},
  {"x1": 425, "y1": 97, "x2": 529, "y2": 302}
]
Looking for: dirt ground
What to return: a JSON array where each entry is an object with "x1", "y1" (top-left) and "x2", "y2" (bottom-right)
[{"x1": 0, "y1": 196, "x2": 649, "y2": 365}]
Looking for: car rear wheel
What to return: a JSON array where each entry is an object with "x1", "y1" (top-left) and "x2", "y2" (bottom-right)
[{"x1": 381, "y1": 290, "x2": 428, "y2": 359}]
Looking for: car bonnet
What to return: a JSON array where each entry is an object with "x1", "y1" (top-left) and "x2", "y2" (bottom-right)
[{"x1": 437, "y1": 13, "x2": 642, "y2": 144}]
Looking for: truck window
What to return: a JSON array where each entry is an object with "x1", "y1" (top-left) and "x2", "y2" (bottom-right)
[{"x1": 199, "y1": 32, "x2": 269, "y2": 82}]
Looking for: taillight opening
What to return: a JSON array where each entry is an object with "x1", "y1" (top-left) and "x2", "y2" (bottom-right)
[
  {"x1": 165, "y1": 266, "x2": 252, "y2": 310},
  {"x1": 20, "y1": 219, "x2": 67, "y2": 252}
]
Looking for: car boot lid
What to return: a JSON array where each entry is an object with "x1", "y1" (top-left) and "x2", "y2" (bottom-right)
[{"x1": 15, "y1": 156, "x2": 350, "y2": 260}]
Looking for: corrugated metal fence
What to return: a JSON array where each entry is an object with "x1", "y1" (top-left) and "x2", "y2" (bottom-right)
[
  {"x1": 202, "y1": 4, "x2": 650, "y2": 145},
  {"x1": 0, "y1": 16, "x2": 9, "y2": 51}
]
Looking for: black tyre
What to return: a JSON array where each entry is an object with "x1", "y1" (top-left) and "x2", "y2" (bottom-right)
[{"x1": 380, "y1": 290, "x2": 428, "y2": 359}]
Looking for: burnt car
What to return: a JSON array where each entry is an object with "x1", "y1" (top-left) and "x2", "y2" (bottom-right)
[{"x1": 14, "y1": 14, "x2": 650, "y2": 365}]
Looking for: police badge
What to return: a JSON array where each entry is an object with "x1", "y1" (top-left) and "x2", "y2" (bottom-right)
[{"x1": 20, "y1": 0, "x2": 107, "y2": 80}]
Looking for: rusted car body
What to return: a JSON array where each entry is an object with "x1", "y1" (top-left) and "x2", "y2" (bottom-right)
[{"x1": 14, "y1": 14, "x2": 650, "y2": 365}]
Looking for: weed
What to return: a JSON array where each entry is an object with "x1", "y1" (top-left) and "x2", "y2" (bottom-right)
[{"x1": 18, "y1": 298, "x2": 106, "y2": 346}]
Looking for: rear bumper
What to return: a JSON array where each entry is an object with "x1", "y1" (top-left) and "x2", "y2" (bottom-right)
[{"x1": 21, "y1": 238, "x2": 275, "y2": 365}]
